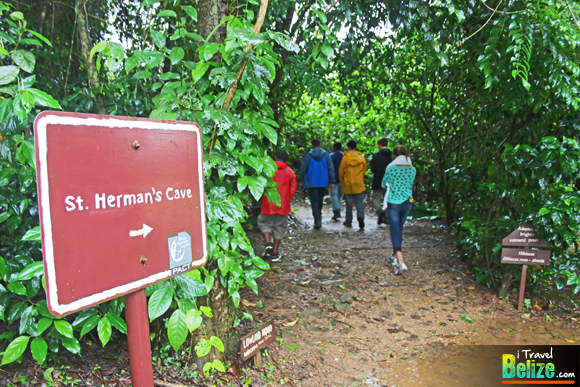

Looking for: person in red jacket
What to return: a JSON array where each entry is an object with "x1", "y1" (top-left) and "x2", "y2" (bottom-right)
[{"x1": 259, "y1": 150, "x2": 297, "y2": 262}]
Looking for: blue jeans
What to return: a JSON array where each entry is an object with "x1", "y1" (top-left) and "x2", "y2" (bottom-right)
[
  {"x1": 329, "y1": 183, "x2": 343, "y2": 212},
  {"x1": 344, "y1": 192, "x2": 365, "y2": 223},
  {"x1": 388, "y1": 199, "x2": 412, "y2": 253},
  {"x1": 308, "y1": 187, "x2": 326, "y2": 223}
]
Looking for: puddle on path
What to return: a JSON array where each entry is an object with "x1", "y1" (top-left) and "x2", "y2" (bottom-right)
[{"x1": 242, "y1": 195, "x2": 580, "y2": 387}]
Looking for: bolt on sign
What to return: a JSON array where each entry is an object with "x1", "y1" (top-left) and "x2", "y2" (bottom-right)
[
  {"x1": 34, "y1": 112, "x2": 207, "y2": 317},
  {"x1": 501, "y1": 222, "x2": 551, "y2": 266},
  {"x1": 241, "y1": 322, "x2": 276, "y2": 361}
]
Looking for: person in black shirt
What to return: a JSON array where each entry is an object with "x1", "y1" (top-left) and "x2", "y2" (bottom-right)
[{"x1": 370, "y1": 137, "x2": 392, "y2": 225}]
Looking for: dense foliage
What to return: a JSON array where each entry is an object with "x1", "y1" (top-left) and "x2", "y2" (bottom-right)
[{"x1": 0, "y1": 0, "x2": 579, "y2": 375}]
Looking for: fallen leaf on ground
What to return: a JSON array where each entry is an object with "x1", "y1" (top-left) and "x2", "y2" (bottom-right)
[
  {"x1": 283, "y1": 318, "x2": 299, "y2": 327},
  {"x1": 242, "y1": 299, "x2": 256, "y2": 307}
]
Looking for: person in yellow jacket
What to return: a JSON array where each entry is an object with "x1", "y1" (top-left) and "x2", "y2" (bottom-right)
[{"x1": 339, "y1": 140, "x2": 366, "y2": 229}]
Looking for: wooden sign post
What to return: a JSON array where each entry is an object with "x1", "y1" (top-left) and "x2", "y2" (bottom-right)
[
  {"x1": 241, "y1": 322, "x2": 276, "y2": 367},
  {"x1": 501, "y1": 222, "x2": 551, "y2": 312}
]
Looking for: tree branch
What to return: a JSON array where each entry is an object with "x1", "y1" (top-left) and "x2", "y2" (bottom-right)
[{"x1": 457, "y1": 0, "x2": 503, "y2": 48}]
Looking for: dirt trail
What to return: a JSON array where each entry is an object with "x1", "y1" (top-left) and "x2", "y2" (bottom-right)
[{"x1": 242, "y1": 195, "x2": 580, "y2": 387}]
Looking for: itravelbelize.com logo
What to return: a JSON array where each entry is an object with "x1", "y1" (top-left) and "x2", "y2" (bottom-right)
[{"x1": 501, "y1": 346, "x2": 579, "y2": 386}]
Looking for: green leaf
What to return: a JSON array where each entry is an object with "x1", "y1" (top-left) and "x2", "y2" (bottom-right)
[
  {"x1": 173, "y1": 274, "x2": 208, "y2": 298},
  {"x1": 27, "y1": 88, "x2": 62, "y2": 109},
  {"x1": 26, "y1": 30, "x2": 52, "y2": 47},
  {"x1": 80, "y1": 315, "x2": 100, "y2": 338},
  {"x1": 200, "y1": 306, "x2": 213, "y2": 318},
  {"x1": 61, "y1": 336, "x2": 81, "y2": 354},
  {"x1": 8, "y1": 281, "x2": 27, "y2": 296},
  {"x1": 30, "y1": 337, "x2": 47, "y2": 365},
  {"x1": 203, "y1": 361, "x2": 212, "y2": 376},
  {"x1": 185, "y1": 309, "x2": 203, "y2": 332},
  {"x1": 21, "y1": 226, "x2": 41, "y2": 242},
  {"x1": 157, "y1": 10, "x2": 177, "y2": 18},
  {"x1": 209, "y1": 336, "x2": 224, "y2": 352},
  {"x1": 107, "y1": 313, "x2": 127, "y2": 334},
  {"x1": 133, "y1": 70, "x2": 152, "y2": 79},
  {"x1": 181, "y1": 5, "x2": 198, "y2": 21},
  {"x1": 192, "y1": 62, "x2": 210, "y2": 83},
  {"x1": 37, "y1": 318, "x2": 52, "y2": 335},
  {"x1": 539, "y1": 208, "x2": 551, "y2": 216},
  {"x1": 54, "y1": 320, "x2": 74, "y2": 338},
  {"x1": 461, "y1": 316, "x2": 473, "y2": 324},
  {"x1": 0, "y1": 65, "x2": 19, "y2": 85},
  {"x1": 199, "y1": 43, "x2": 220, "y2": 62},
  {"x1": 168, "y1": 309, "x2": 187, "y2": 351},
  {"x1": 10, "y1": 11, "x2": 24, "y2": 20},
  {"x1": 11, "y1": 50, "x2": 35, "y2": 73},
  {"x1": 16, "y1": 261, "x2": 44, "y2": 280},
  {"x1": 169, "y1": 47, "x2": 185, "y2": 65},
  {"x1": 97, "y1": 316, "x2": 112, "y2": 347},
  {"x1": 150, "y1": 29, "x2": 165, "y2": 49},
  {"x1": 0, "y1": 336, "x2": 29, "y2": 365},
  {"x1": 320, "y1": 43, "x2": 334, "y2": 58},
  {"x1": 148, "y1": 284, "x2": 174, "y2": 321},
  {"x1": 195, "y1": 338, "x2": 211, "y2": 358}
]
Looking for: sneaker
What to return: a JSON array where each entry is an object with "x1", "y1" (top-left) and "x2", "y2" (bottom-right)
[
  {"x1": 270, "y1": 252, "x2": 282, "y2": 262},
  {"x1": 394, "y1": 262, "x2": 408, "y2": 275},
  {"x1": 314, "y1": 221, "x2": 322, "y2": 229},
  {"x1": 343, "y1": 221, "x2": 352, "y2": 228},
  {"x1": 263, "y1": 243, "x2": 273, "y2": 260},
  {"x1": 389, "y1": 255, "x2": 398, "y2": 265},
  {"x1": 377, "y1": 211, "x2": 388, "y2": 225}
]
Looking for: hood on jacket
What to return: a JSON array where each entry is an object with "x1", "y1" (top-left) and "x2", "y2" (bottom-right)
[
  {"x1": 344, "y1": 151, "x2": 365, "y2": 166},
  {"x1": 275, "y1": 161, "x2": 289, "y2": 170},
  {"x1": 309, "y1": 147, "x2": 328, "y2": 161}
]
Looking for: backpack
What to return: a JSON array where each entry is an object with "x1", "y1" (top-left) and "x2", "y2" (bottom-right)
[{"x1": 307, "y1": 155, "x2": 329, "y2": 187}]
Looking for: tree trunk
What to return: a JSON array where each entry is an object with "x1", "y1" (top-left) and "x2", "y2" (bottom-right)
[
  {"x1": 74, "y1": 0, "x2": 106, "y2": 115},
  {"x1": 497, "y1": 265, "x2": 514, "y2": 299},
  {"x1": 197, "y1": 0, "x2": 228, "y2": 62}
]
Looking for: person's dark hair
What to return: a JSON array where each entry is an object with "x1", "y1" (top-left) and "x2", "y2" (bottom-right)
[
  {"x1": 311, "y1": 139, "x2": 321, "y2": 147},
  {"x1": 378, "y1": 137, "x2": 388, "y2": 147},
  {"x1": 333, "y1": 141, "x2": 342, "y2": 151},
  {"x1": 393, "y1": 145, "x2": 410, "y2": 158},
  {"x1": 347, "y1": 140, "x2": 357, "y2": 149},
  {"x1": 275, "y1": 150, "x2": 289, "y2": 163}
]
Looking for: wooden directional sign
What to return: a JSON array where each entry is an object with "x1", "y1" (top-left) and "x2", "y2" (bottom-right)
[
  {"x1": 502, "y1": 222, "x2": 551, "y2": 248},
  {"x1": 241, "y1": 322, "x2": 276, "y2": 361},
  {"x1": 501, "y1": 248, "x2": 551, "y2": 266},
  {"x1": 501, "y1": 222, "x2": 551, "y2": 266},
  {"x1": 35, "y1": 112, "x2": 207, "y2": 317}
]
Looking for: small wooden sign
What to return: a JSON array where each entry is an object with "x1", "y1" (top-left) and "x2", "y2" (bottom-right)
[
  {"x1": 502, "y1": 222, "x2": 551, "y2": 248},
  {"x1": 241, "y1": 322, "x2": 275, "y2": 361},
  {"x1": 501, "y1": 247, "x2": 551, "y2": 266},
  {"x1": 501, "y1": 222, "x2": 551, "y2": 312}
]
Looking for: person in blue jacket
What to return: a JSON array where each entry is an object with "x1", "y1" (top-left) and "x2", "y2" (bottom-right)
[{"x1": 299, "y1": 139, "x2": 335, "y2": 229}]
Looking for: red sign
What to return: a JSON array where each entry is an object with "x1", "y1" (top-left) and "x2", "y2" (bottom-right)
[
  {"x1": 35, "y1": 112, "x2": 207, "y2": 317},
  {"x1": 502, "y1": 222, "x2": 551, "y2": 248},
  {"x1": 240, "y1": 322, "x2": 275, "y2": 361},
  {"x1": 501, "y1": 248, "x2": 551, "y2": 266}
]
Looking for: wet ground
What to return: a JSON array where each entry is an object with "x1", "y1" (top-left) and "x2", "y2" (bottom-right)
[
  {"x1": 1, "y1": 195, "x2": 579, "y2": 386},
  {"x1": 241, "y1": 195, "x2": 580, "y2": 386}
]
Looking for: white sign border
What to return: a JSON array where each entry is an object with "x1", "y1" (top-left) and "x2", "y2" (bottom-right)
[{"x1": 35, "y1": 112, "x2": 208, "y2": 316}]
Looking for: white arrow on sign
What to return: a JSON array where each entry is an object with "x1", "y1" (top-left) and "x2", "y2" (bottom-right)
[{"x1": 129, "y1": 224, "x2": 153, "y2": 238}]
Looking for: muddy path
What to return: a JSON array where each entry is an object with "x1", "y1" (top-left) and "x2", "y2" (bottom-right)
[{"x1": 241, "y1": 194, "x2": 580, "y2": 386}]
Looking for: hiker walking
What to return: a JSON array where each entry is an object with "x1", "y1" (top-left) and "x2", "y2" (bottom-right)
[
  {"x1": 382, "y1": 145, "x2": 416, "y2": 275},
  {"x1": 339, "y1": 140, "x2": 366, "y2": 229},
  {"x1": 370, "y1": 137, "x2": 393, "y2": 225},
  {"x1": 329, "y1": 141, "x2": 343, "y2": 220},
  {"x1": 259, "y1": 150, "x2": 297, "y2": 262},
  {"x1": 299, "y1": 139, "x2": 335, "y2": 229}
]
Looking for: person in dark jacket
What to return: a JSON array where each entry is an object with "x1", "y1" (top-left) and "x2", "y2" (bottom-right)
[
  {"x1": 370, "y1": 137, "x2": 393, "y2": 225},
  {"x1": 299, "y1": 139, "x2": 335, "y2": 229},
  {"x1": 329, "y1": 141, "x2": 343, "y2": 220},
  {"x1": 259, "y1": 150, "x2": 297, "y2": 262}
]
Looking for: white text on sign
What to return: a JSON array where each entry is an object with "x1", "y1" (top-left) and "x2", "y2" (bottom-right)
[{"x1": 64, "y1": 186, "x2": 193, "y2": 212}]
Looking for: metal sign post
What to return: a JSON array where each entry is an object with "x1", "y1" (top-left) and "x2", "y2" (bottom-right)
[
  {"x1": 501, "y1": 222, "x2": 551, "y2": 312},
  {"x1": 34, "y1": 112, "x2": 208, "y2": 386}
]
